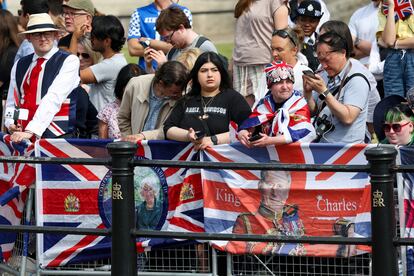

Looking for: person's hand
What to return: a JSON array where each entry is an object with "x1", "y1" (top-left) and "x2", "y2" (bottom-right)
[
  {"x1": 121, "y1": 133, "x2": 145, "y2": 143},
  {"x1": 73, "y1": 23, "x2": 90, "y2": 39},
  {"x1": 187, "y1": 128, "x2": 199, "y2": 143},
  {"x1": 147, "y1": 49, "x2": 167, "y2": 66},
  {"x1": 143, "y1": 47, "x2": 154, "y2": 64},
  {"x1": 238, "y1": 129, "x2": 252, "y2": 148},
  {"x1": 302, "y1": 74, "x2": 327, "y2": 96},
  {"x1": 10, "y1": 131, "x2": 33, "y2": 143},
  {"x1": 8, "y1": 123, "x2": 22, "y2": 134},
  {"x1": 249, "y1": 133, "x2": 271, "y2": 148},
  {"x1": 193, "y1": 136, "x2": 214, "y2": 151}
]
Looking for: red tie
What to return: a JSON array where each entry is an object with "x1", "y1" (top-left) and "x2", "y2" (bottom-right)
[{"x1": 21, "y1": 57, "x2": 45, "y2": 130}]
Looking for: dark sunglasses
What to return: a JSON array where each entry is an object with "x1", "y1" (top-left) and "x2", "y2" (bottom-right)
[
  {"x1": 77, "y1": 52, "x2": 91, "y2": 59},
  {"x1": 383, "y1": 122, "x2": 410, "y2": 133},
  {"x1": 273, "y1": 29, "x2": 297, "y2": 47}
]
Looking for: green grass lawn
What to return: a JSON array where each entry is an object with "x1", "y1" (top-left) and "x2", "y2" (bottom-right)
[{"x1": 122, "y1": 42, "x2": 234, "y2": 64}]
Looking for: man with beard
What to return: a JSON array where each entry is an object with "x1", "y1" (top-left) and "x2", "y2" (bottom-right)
[{"x1": 80, "y1": 15, "x2": 127, "y2": 112}]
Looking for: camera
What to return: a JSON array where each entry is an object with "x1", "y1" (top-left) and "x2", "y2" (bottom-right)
[{"x1": 313, "y1": 114, "x2": 334, "y2": 142}]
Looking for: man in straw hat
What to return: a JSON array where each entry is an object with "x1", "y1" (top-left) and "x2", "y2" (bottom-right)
[{"x1": 5, "y1": 13, "x2": 80, "y2": 142}]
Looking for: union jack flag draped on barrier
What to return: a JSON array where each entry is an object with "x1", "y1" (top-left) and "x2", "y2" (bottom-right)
[
  {"x1": 0, "y1": 133, "x2": 34, "y2": 261},
  {"x1": 0, "y1": 138, "x2": 383, "y2": 266},
  {"x1": 382, "y1": 0, "x2": 413, "y2": 21}
]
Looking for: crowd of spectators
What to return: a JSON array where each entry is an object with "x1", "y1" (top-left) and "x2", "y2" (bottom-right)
[{"x1": 1, "y1": 0, "x2": 414, "y2": 147}]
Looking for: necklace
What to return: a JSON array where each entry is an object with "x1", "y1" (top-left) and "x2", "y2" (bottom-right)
[{"x1": 199, "y1": 95, "x2": 216, "y2": 120}]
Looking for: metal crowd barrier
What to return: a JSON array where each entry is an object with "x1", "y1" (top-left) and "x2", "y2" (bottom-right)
[{"x1": 0, "y1": 142, "x2": 409, "y2": 276}]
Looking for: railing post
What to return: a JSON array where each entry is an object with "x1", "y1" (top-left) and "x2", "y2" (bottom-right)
[
  {"x1": 107, "y1": 142, "x2": 137, "y2": 276},
  {"x1": 365, "y1": 146, "x2": 398, "y2": 276}
]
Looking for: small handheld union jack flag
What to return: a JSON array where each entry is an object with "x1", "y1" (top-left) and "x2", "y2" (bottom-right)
[{"x1": 382, "y1": 0, "x2": 414, "y2": 21}]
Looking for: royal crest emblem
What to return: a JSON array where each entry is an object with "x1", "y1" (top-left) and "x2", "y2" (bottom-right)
[
  {"x1": 180, "y1": 182, "x2": 195, "y2": 201},
  {"x1": 64, "y1": 193, "x2": 80, "y2": 212}
]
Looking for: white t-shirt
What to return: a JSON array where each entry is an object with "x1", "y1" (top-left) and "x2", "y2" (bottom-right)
[
  {"x1": 348, "y1": 2, "x2": 379, "y2": 65},
  {"x1": 89, "y1": 53, "x2": 127, "y2": 112},
  {"x1": 293, "y1": 58, "x2": 311, "y2": 95}
]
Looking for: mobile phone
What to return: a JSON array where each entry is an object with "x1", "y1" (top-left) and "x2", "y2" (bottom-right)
[
  {"x1": 248, "y1": 133, "x2": 262, "y2": 142},
  {"x1": 195, "y1": 130, "x2": 205, "y2": 140},
  {"x1": 302, "y1": 70, "x2": 317, "y2": 79},
  {"x1": 139, "y1": 40, "x2": 150, "y2": 49}
]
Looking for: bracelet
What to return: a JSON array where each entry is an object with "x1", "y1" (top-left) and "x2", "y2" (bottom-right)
[{"x1": 139, "y1": 132, "x2": 146, "y2": 140}]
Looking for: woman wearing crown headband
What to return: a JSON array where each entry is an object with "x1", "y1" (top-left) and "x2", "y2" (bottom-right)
[{"x1": 238, "y1": 60, "x2": 316, "y2": 148}]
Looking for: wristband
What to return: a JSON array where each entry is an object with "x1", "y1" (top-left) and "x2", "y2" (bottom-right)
[
  {"x1": 211, "y1": 135, "x2": 218, "y2": 145},
  {"x1": 318, "y1": 89, "x2": 331, "y2": 100}
]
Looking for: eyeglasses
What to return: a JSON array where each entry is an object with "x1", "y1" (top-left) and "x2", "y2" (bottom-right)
[
  {"x1": 62, "y1": 11, "x2": 88, "y2": 18},
  {"x1": 316, "y1": 50, "x2": 336, "y2": 62},
  {"x1": 30, "y1": 32, "x2": 55, "y2": 39},
  {"x1": 273, "y1": 29, "x2": 297, "y2": 47},
  {"x1": 77, "y1": 52, "x2": 91, "y2": 59},
  {"x1": 161, "y1": 29, "x2": 177, "y2": 42},
  {"x1": 383, "y1": 122, "x2": 411, "y2": 133}
]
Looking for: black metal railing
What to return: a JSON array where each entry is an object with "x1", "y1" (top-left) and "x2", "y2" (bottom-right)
[{"x1": 0, "y1": 142, "x2": 408, "y2": 276}]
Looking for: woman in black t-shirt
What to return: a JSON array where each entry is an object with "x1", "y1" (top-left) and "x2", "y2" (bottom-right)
[{"x1": 164, "y1": 51, "x2": 251, "y2": 150}]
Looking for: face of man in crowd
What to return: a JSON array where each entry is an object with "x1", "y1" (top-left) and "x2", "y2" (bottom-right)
[
  {"x1": 27, "y1": 31, "x2": 58, "y2": 56},
  {"x1": 198, "y1": 62, "x2": 221, "y2": 93},
  {"x1": 63, "y1": 6, "x2": 90, "y2": 33},
  {"x1": 160, "y1": 26, "x2": 186, "y2": 49},
  {"x1": 270, "y1": 79, "x2": 294, "y2": 103},
  {"x1": 90, "y1": 35, "x2": 107, "y2": 53},
  {"x1": 259, "y1": 170, "x2": 291, "y2": 211},
  {"x1": 271, "y1": 35, "x2": 297, "y2": 66},
  {"x1": 158, "y1": 83, "x2": 183, "y2": 100},
  {"x1": 296, "y1": 16, "x2": 319, "y2": 37}
]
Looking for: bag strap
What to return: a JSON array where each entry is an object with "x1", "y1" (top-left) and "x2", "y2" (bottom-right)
[
  {"x1": 166, "y1": 36, "x2": 210, "y2": 60},
  {"x1": 318, "y1": 72, "x2": 371, "y2": 113}
]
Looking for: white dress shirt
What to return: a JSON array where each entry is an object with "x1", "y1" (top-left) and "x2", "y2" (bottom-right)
[{"x1": 5, "y1": 46, "x2": 80, "y2": 137}]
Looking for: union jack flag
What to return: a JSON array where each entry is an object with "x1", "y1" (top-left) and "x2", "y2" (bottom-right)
[
  {"x1": 201, "y1": 142, "x2": 373, "y2": 256},
  {"x1": 0, "y1": 133, "x2": 33, "y2": 261},
  {"x1": 239, "y1": 92, "x2": 316, "y2": 143},
  {"x1": 35, "y1": 139, "x2": 202, "y2": 267},
  {"x1": 382, "y1": 0, "x2": 413, "y2": 21}
]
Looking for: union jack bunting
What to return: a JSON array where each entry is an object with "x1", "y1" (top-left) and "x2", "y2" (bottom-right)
[{"x1": 383, "y1": 0, "x2": 413, "y2": 21}]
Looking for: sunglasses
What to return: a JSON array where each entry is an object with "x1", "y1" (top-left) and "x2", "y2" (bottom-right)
[
  {"x1": 273, "y1": 29, "x2": 297, "y2": 47},
  {"x1": 383, "y1": 122, "x2": 411, "y2": 133},
  {"x1": 77, "y1": 52, "x2": 91, "y2": 59}
]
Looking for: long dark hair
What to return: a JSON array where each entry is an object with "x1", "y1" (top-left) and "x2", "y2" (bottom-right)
[
  {"x1": 114, "y1": 64, "x2": 144, "y2": 101},
  {"x1": 234, "y1": 0, "x2": 255, "y2": 18},
  {"x1": 0, "y1": 10, "x2": 19, "y2": 55},
  {"x1": 187, "y1": 51, "x2": 232, "y2": 97}
]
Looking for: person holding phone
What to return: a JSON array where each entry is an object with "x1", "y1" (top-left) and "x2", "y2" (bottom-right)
[
  {"x1": 238, "y1": 61, "x2": 316, "y2": 148},
  {"x1": 164, "y1": 52, "x2": 251, "y2": 150}
]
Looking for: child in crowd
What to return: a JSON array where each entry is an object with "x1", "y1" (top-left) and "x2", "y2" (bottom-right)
[{"x1": 97, "y1": 64, "x2": 144, "y2": 139}]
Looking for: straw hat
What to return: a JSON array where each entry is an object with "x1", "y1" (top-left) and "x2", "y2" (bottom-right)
[{"x1": 21, "y1": 13, "x2": 59, "y2": 34}]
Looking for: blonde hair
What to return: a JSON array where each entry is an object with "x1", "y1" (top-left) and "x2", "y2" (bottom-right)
[
  {"x1": 176, "y1": 48, "x2": 202, "y2": 71},
  {"x1": 78, "y1": 35, "x2": 102, "y2": 65}
]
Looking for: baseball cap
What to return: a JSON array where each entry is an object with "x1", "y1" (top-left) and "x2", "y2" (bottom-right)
[{"x1": 63, "y1": 0, "x2": 95, "y2": 16}]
